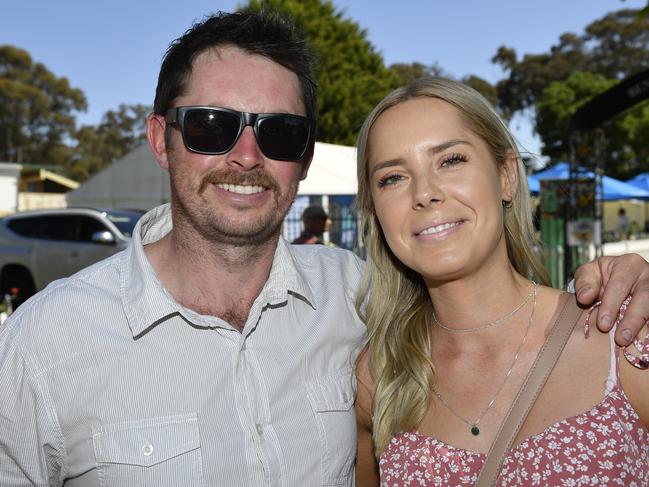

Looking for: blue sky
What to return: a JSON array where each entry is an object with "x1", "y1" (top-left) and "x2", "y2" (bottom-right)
[{"x1": 3, "y1": 0, "x2": 646, "y2": 156}]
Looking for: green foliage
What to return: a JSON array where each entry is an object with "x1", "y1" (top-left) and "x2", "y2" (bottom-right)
[
  {"x1": 242, "y1": 0, "x2": 400, "y2": 145},
  {"x1": 493, "y1": 9, "x2": 648, "y2": 118},
  {"x1": 461, "y1": 75, "x2": 499, "y2": 109},
  {"x1": 389, "y1": 62, "x2": 445, "y2": 86},
  {"x1": 535, "y1": 72, "x2": 649, "y2": 179},
  {"x1": 586, "y1": 9, "x2": 649, "y2": 77},
  {"x1": 0, "y1": 45, "x2": 86, "y2": 166},
  {"x1": 493, "y1": 8, "x2": 649, "y2": 174},
  {"x1": 491, "y1": 34, "x2": 590, "y2": 118},
  {"x1": 389, "y1": 63, "x2": 498, "y2": 113},
  {"x1": 67, "y1": 104, "x2": 150, "y2": 182},
  {"x1": 535, "y1": 72, "x2": 615, "y2": 160}
]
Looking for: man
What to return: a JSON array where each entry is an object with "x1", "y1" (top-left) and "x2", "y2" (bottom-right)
[
  {"x1": 292, "y1": 205, "x2": 329, "y2": 244},
  {"x1": 1, "y1": 10, "x2": 648, "y2": 487}
]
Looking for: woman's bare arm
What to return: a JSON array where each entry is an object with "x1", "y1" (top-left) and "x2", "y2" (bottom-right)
[{"x1": 355, "y1": 349, "x2": 380, "y2": 487}]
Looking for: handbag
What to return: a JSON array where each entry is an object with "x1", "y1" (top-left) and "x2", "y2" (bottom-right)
[{"x1": 474, "y1": 295, "x2": 583, "y2": 487}]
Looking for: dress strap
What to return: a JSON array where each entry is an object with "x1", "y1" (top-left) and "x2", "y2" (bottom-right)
[
  {"x1": 605, "y1": 328, "x2": 618, "y2": 395},
  {"x1": 585, "y1": 295, "x2": 649, "y2": 370}
]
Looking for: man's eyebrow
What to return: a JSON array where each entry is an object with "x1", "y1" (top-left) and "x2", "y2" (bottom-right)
[{"x1": 370, "y1": 139, "x2": 472, "y2": 176}]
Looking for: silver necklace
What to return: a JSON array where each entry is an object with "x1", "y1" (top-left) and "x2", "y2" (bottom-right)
[
  {"x1": 431, "y1": 282, "x2": 537, "y2": 436},
  {"x1": 432, "y1": 282, "x2": 536, "y2": 333}
]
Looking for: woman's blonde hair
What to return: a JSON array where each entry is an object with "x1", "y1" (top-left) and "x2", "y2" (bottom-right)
[{"x1": 355, "y1": 77, "x2": 550, "y2": 455}]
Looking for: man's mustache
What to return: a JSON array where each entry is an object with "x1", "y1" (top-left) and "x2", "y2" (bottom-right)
[{"x1": 198, "y1": 169, "x2": 280, "y2": 195}]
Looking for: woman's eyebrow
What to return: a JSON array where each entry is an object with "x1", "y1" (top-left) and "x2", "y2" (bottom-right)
[
  {"x1": 370, "y1": 139, "x2": 472, "y2": 177},
  {"x1": 427, "y1": 138, "x2": 472, "y2": 154}
]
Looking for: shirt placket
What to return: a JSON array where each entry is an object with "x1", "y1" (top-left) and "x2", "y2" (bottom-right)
[{"x1": 236, "y1": 329, "x2": 284, "y2": 487}]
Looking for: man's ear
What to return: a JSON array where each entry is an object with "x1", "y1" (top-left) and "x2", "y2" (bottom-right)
[
  {"x1": 147, "y1": 113, "x2": 171, "y2": 170},
  {"x1": 500, "y1": 150, "x2": 519, "y2": 202}
]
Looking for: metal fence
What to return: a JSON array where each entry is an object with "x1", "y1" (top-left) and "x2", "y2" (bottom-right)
[{"x1": 283, "y1": 195, "x2": 362, "y2": 254}]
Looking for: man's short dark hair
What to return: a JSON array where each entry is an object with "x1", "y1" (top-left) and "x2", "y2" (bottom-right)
[{"x1": 153, "y1": 10, "x2": 318, "y2": 126}]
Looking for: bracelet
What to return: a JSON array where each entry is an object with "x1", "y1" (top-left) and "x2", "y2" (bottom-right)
[{"x1": 585, "y1": 295, "x2": 649, "y2": 370}]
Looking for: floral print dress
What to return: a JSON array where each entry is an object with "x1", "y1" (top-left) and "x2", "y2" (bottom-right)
[{"x1": 379, "y1": 334, "x2": 649, "y2": 486}]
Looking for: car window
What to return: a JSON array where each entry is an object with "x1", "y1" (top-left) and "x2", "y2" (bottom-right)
[
  {"x1": 39, "y1": 215, "x2": 80, "y2": 241},
  {"x1": 8, "y1": 215, "x2": 80, "y2": 241},
  {"x1": 102, "y1": 210, "x2": 143, "y2": 238},
  {"x1": 78, "y1": 216, "x2": 111, "y2": 242},
  {"x1": 7, "y1": 217, "x2": 42, "y2": 238}
]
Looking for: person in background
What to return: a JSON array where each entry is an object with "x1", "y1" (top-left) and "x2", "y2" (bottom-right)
[
  {"x1": 353, "y1": 77, "x2": 649, "y2": 485},
  {"x1": 292, "y1": 204, "x2": 329, "y2": 244},
  {"x1": 1, "y1": 11, "x2": 649, "y2": 487},
  {"x1": 616, "y1": 207, "x2": 630, "y2": 240}
]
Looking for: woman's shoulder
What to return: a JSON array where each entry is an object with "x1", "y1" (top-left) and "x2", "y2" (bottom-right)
[
  {"x1": 535, "y1": 285, "x2": 611, "y2": 364},
  {"x1": 535, "y1": 286, "x2": 581, "y2": 335}
]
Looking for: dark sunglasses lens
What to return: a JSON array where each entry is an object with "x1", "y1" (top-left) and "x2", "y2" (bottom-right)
[
  {"x1": 183, "y1": 109, "x2": 240, "y2": 154},
  {"x1": 257, "y1": 116, "x2": 309, "y2": 160}
]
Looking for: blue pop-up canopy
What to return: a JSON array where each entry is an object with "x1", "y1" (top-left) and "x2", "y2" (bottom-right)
[
  {"x1": 626, "y1": 173, "x2": 649, "y2": 193},
  {"x1": 527, "y1": 162, "x2": 649, "y2": 200}
]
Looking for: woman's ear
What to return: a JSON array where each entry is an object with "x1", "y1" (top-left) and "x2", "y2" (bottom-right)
[{"x1": 500, "y1": 151, "x2": 519, "y2": 203}]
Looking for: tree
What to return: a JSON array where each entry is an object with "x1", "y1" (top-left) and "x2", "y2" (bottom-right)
[
  {"x1": 491, "y1": 8, "x2": 649, "y2": 173},
  {"x1": 493, "y1": 9, "x2": 649, "y2": 118},
  {"x1": 535, "y1": 72, "x2": 649, "y2": 179},
  {"x1": 535, "y1": 72, "x2": 615, "y2": 161},
  {"x1": 389, "y1": 63, "x2": 498, "y2": 112},
  {"x1": 242, "y1": 0, "x2": 400, "y2": 145},
  {"x1": 0, "y1": 45, "x2": 86, "y2": 166},
  {"x1": 389, "y1": 62, "x2": 446, "y2": 86},
  {"x1": 491, "y1": 34, "x2": 591, "y2": 119},
  {"x1": 461, "y1": 75, "x2": 498, "y2": 109},
  {"x1": 67, "y1": 104, "x2": 149, "y2": 182}
]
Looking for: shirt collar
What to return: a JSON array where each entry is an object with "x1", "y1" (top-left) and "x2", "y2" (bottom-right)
[
  {"x1": 120, "y1": 204, "x2": 316, "y2": 338},
  {"x1": 261, "y1": 236, "x2": 316, "y2": 308}
]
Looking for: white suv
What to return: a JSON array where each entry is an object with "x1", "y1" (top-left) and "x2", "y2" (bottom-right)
[{"x1": 0, "y1": 208, "x2": 143, "y2": 308}]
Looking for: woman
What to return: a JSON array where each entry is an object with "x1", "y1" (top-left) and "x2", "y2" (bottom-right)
[{"x1": 354, "y1": 77, "x2": 649, "y2": 485}]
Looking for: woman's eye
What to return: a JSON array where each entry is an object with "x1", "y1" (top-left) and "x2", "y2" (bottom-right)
[
  {"x1": 377, "y1": 173, "x2": 403, "y2": 187},
  {"x1": 440, "y1": 153, "x2": 467, "y2": 167}
]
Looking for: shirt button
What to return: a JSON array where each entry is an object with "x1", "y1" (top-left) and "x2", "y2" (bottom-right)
[
  {"x1": 142, "y1": 443, "x2": 154, "y2": 456},
  {"x1": 256, "y1": 424, "x2": 263, "y2": 435},
  {"x1": 241, "y1": 342, "x2": 247, "y2": 351}
]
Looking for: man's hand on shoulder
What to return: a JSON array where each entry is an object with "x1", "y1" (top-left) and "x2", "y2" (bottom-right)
[{"x1": 574, "y1": 253, "x2": 649, "y2": 347}]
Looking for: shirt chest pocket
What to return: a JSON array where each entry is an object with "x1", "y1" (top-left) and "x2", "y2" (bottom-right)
[
  {"x1": 92, "y1": 413, "x2": 204, "y2": 487},
  {"x1": 305, "y1": 369, "x2": 356, "y2": 486}
]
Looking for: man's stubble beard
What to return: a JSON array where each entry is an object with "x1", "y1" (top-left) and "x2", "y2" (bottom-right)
[{"x1": 169, "y1": 165, "x2": 300, "y2": 247}]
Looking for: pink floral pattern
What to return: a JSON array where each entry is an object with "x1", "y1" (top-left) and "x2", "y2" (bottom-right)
[{"x1": 380, "y1": 386, "x2": 649, "y2": 486}]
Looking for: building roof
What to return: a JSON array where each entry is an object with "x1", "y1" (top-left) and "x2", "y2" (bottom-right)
[{"x1": 21, "y1": 168, "x2": 79, "y2": 191}]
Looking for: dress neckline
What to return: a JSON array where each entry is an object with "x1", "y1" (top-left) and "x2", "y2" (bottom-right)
[{"x1": 402, "y1": 384, "x2": 633, "y2": 459}]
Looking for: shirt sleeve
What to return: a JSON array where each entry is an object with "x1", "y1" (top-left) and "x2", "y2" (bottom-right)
[{"x1": 0, "y1": 325, "x2": 65, "y2": 486}]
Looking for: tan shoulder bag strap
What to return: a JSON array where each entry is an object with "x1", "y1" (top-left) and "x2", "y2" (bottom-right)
[{"x1": 474, "y1": 296, "x2": 583, "y2": 487}]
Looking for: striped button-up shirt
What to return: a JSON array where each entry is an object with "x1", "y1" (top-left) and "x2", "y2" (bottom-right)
[{"x1": 0, "y1": 204, "x2": 367, "y2": 486}]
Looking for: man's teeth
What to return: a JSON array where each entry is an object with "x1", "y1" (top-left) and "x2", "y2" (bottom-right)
[
  {"x1": 419, "y1": 221, "x2": 461, "y2": 235},
  {"x1": 217, "y1": 183, "x2": 265, "y2": 194}
]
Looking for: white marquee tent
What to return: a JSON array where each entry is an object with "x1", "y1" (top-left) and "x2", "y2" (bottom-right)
[{"x1": 66, "y1": 142, "x2": 358, "y2": 210}]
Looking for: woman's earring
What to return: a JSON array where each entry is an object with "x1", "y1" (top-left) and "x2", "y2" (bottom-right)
[{"x1": 502, "y1": 200, "x2": 513, "y2": 210}]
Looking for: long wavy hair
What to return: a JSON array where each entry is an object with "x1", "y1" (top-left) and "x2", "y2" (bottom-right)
[{"x1": 355, "y1": 77, "x2": 550, "y2": 455}]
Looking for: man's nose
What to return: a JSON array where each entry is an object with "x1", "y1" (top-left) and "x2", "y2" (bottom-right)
[{"x1": 225, "y1": 126, "x2": 264, "y2": 170}]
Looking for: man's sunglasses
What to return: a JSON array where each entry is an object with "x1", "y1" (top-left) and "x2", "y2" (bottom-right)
[{"x1": 165, "y1": 106, "x2": 314, "y2": 161}]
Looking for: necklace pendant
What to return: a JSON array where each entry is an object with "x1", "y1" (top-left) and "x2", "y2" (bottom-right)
[{"x1": 471, "y1": 425, "x2": 480, "y2": 436}]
